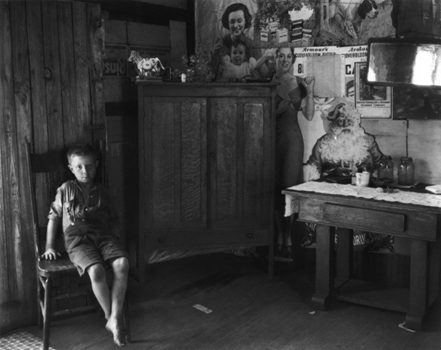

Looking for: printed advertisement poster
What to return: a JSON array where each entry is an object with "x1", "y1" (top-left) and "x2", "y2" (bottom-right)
[
  {"x1": 339, "y1": 45, "x2": 368, "y2": 103},
  {"x1": 354, "y1": 62, "x2": 392, "y2": 119},
  {"x1": 104, "y1": 45, "x2": 129, "y2": 77},
  {"x1": 293, "y1": 45, "x2": 368, "y2": 101},
  {"x1": 293, "y1": 46, "x2": 344, "y2": 97}
]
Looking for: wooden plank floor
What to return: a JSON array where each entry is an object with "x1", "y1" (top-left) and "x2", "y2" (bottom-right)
[{"x1": 25, "y1": 252, "x2": 441, "y2": 350}]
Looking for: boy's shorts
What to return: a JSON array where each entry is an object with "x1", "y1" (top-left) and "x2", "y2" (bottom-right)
[{"x1": 65, "y1": 224, "x2": 129, "y2": 276}]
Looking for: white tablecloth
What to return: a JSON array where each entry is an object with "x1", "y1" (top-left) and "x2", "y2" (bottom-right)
[{"x1": 285, "y1": 182, "x2": 441, "y2": 217}]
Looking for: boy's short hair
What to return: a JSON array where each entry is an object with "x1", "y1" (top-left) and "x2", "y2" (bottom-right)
[{"x1": 67, "y1": 144, "x2": 98, "y2": 164}]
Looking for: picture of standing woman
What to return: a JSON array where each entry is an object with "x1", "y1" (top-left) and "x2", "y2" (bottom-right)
[{"x1": 272, "y1": 47, "x2": 315, "y2": 258}]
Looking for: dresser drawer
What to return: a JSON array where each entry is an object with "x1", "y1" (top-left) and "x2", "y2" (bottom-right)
[{"x1": 321, "y1": 203, "x2": 405, "y2": 234}]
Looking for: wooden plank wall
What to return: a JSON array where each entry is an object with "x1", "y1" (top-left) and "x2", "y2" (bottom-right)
[{"x1": 0, "y1": 0, "x2": 104, "y2": 334}]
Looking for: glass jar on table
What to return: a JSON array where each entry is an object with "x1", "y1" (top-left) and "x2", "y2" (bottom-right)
[
  {"x1": 378, "y1": 156, "x2": 394, "y2": 183},
  {"x1": 398, "y1": 156, "x2": 415, "y2": 186}
]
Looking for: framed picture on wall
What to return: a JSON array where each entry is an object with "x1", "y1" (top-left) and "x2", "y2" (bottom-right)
[
  {"x1": 392, "y1": 86, "x2": 441, "y2": 119},
  {"x1": 354, "y1": 62, "x2": 392, "y2": 118}
]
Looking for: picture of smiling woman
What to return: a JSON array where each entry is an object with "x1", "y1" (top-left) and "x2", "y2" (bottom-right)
[{"x1": 213, "y1": 2, "x2": 268, "y2": 79}]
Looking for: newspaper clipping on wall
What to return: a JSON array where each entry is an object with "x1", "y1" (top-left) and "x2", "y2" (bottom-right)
[{"x1": 355, "y1": 62, "x2": 392, "y2": 119}]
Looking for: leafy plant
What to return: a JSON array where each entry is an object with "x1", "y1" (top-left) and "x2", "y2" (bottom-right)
[
  {"x1": 254, "y1": 0, "x2": 318, "y2": 34},
  {"x1": 181, "y1": 48, "x2": 214, "y2": 83}
]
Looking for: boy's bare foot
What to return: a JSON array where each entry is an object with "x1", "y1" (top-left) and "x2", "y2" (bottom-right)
[{"x1": 106, "y1": 318, "x2": 126, "y2": 347}]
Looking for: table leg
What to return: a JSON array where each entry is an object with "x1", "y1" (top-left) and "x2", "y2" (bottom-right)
[
  {"x1": 336, "y1": 228, "x2": 353, "y2": 283},
  {"x1": 312, "y1": 224, "x2": 334, "y2": 310},
  {"x1": 428, "y1": 239, "x2": 441, "y2": 305},
  {"x1": 405, "y1": 239, "x2": 428, "y2": 330}
]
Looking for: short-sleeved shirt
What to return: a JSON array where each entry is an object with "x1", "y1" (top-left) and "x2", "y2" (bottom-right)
[
  {"x1": 48, "y1": 180, "x2": 127, "y2": 275},
  {"x1": 48, "y1": 180, "x2": 119, "y2": 234}
]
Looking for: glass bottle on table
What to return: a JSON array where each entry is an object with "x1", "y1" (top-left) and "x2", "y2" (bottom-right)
[
  {"x1": 398, "y1": 156, "x2": 415, "y2": 186},
  {"x1": 378, "y1": 156, "x2": 394, "y2": 183}
]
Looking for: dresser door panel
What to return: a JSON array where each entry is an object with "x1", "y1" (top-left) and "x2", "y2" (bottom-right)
[
  {"x1": 210, "y1": 97, "x2": 271, "y2": 232},
  {"x1": 146, "y1": 97, "x2": 208, "y2": 231}
]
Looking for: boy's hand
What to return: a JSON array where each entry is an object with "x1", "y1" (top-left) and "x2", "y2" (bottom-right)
[{"x1": 41, "y1": 248, "x2": 61, "y2": 260}]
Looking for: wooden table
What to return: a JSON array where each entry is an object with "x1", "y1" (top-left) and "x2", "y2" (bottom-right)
[{"x1": 283, "y1": 182, "x2": 441, "y2": 330}]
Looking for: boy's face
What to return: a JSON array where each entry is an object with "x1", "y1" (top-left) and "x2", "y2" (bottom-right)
[
  {"x1": 68, "y1": 155, "x2": 98, "y2": 184},
  {"x1": 231, "y1": 45, "x2": 246, "y2": 66}
]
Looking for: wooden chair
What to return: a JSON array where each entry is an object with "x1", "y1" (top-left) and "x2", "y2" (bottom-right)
[{"x1": 25, "y1": 141, "x2": 130, "y2": 350}]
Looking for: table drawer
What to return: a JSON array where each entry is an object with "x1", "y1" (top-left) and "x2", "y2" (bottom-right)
[{"x1": 322, "y1": 203, "x2": 405, "y2": 234}]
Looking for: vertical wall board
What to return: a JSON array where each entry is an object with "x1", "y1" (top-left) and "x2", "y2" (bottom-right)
[
  {"x1": 138, "y1": 0, "x2": 188, "y2": 9},
  {"x1": 127, "y1": 22, "x2": 170, "y2": 47},
  {"x1": 170, "y1": 20, "x2": 187, "y2": 69},
  {"x1": 41, "y1": 1, "x2": 64, "y2": 235},
  {"x1": 88, "y1": 3, "x2": 106, "y2": 127},
  {"x1": 0, "y1": 0, "x2": 29, "y2": 333},
  {"x1": 26, "y1": 0, "x2": 48, "y2": 153},
  {"x1": 73, "y1": 1, "x2": 91, "y2": 144},
  {"x1": 397, "y1": 0, "x2": 440, "y2": 37},
  {"x1": 362, "y1": 119, "x2": 407, "y2": 158},
  {"x1": 0, "y1": 0, "x2": 15, "y2": 307},
  {"x1": 408, "y1": 120, "x2": 441, "y2": 184},
  {"x1": 10, "y1": 0, "x2": 38, "y2": 324},
  {"x1": 42, "y1": 1, "x2": 64, "y2": 150},
  {"x1": 58, "y1": 2, "x2": 79, "y2": 146},
  {"x1": 1, "y1": 0, "x2": 21, "y2": 302},
  {"x1": 11, "y1": 1, "x2": 32, "y2": 144},
  {"x1": 104, "y1": 78, "x2": 131, "y2": 102},
  {"x1": 105, "y1": 20, "x2": 127, "y2": 45},
  {"x1": 26, "y1": 0, "x2": 51, "y2": 234}
]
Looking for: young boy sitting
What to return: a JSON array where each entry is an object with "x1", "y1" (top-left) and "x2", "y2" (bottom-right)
[{"x1": 41, "y1": 144, "x2": 129, "y2": 347}]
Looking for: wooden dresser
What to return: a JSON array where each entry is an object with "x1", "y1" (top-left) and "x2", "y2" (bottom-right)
[{"x1": 136, "y1": 82, "x2": 277, "y2": 279}]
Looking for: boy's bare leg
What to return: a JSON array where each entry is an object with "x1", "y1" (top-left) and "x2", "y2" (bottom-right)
[
  {"x1": 87, "y1": 263, "x2": 111, "y2": 319},
  {"x1": 105, "y1": 257, "x2": 129, "y2": 347}
]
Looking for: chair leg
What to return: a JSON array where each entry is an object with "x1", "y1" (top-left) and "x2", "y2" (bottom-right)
[
  {"x1": 42, "y1": 277, "x2": 53, "y2": 350},
  {"x1": 37, "y1": 278, "x2": 44, "y2": 329}
]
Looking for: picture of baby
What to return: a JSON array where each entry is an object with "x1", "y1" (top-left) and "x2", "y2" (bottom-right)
[{"x1": 217, "y1": 39, "x2": 269, "y2": 82}]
